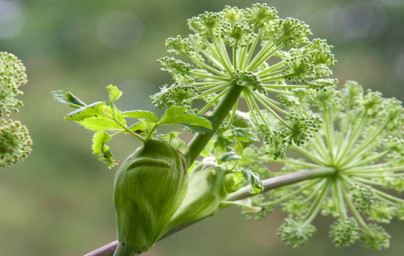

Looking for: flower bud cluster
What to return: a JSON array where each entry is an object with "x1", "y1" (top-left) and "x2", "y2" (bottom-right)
[
  {"x1": 154, "y1": 4, "x2": 336, "y2": 157},
  {"x1": 238, "y1": 81, "x2": 404, "y2": 250},
  {"x1": 0, "y1": 119, "x2": 32, "y2": 167},
  {"x1": 0, "y1": 52, "x2": 27, "y2": 116},
  {"x1": 0, "y1": 52, "x2": 32, "y2": 168}
]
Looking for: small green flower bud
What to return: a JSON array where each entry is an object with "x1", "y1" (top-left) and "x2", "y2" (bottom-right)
[
  {"x1": 223, "y1": 171, "x2": 244, "y2": 194},
  {"x1": 232, "y1": 111, "x2": 252, "y2": 128},
  {"x1": 113, "y1": 139, "x2": 188, "y2": 253}
]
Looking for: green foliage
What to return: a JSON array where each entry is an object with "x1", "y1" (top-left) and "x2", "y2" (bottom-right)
[
  {"x1": 106, "y1": 84, "x2": 122, "y2": 102},
  {"x1": 52, "y1": 91, "x2": 86, "y2": 108},
  {"x1": 123, "y1": 110, "x2": 158, "y2": 123},
  {"x1": 220, "y1": 146, "x2": 242, "y2": 162},
  {"x1": 156, "y1": 132, "x2": 188, "y2": 155},
  {"x1": 65, "y1": 102, "x2": 127, "y2": 131},
  {"x1": 91, "y1": 131, "x2": 117, "y2": 168},
  {"x1": 241, "y1": 169, "x2": 263, "y2": 194},
  {"x1": 159, "y1": 105, "x2": 212, "y2": 132},
  {"x1": 53, "y1": 86, "x2": 212, "y2": 166}
]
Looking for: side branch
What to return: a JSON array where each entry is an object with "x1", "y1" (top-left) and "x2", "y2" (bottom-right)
[
  {"x1": 85, "y1": 167, "x2": 336, "y2": 256},
  {"x1": 226, "y1": 167, "x2": 336, "y2": 201}
]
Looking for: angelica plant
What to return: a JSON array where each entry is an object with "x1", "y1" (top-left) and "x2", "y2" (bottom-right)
[
  {"x1": 52, "y1": 4, "x2": 404, "y2": 256},
  {"x1": 0, "y1": 52, "x2": 32, "y2": 167}
]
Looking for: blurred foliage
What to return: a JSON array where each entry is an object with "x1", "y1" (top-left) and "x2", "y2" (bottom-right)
[{"x1": 0, "y1": 0, "x2": 403, "y2": 255}]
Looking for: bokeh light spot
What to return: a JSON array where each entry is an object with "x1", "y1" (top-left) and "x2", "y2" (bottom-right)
[
  {"x1": 0, "y1": 0, "x2": 24, "y2": 39},
  {"x1": 330, "y1": 1, "x2": 386, "y2": 41}
]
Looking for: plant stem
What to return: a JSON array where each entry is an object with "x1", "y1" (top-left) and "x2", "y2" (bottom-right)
[
  {"x1": 113, "y1": 117, "x2": 145, "y2": 143},
  {"x1": 226, "y1": 167, "x2": 336, "y2": 201},
  {"x1": 186, "y1": 84, "x2": 243, "y2": 163},
  {"x1": 84, "y1": 241, "x2": 118, "y2": 256}
]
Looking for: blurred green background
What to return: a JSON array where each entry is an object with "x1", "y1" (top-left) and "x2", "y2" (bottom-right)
[{"x1": 1, "y1": 0, "x2": 404, "y2": 255}]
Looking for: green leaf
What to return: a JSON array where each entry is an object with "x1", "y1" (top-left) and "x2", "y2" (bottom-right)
[
  {"x1": 157, "y1": 132, "x2": 188, "y2": 155},
  {"x1": 65, "y1": 102, "x2": 107, "y2": 121},
  {"x1": 220, "y1": 147, "x2": 242, "y2": 162},
  {"x1": 159, "y1": 106, "x2": 212, "y2": 132},
  {"x1": 78, "y1": 117, "x2": 124, "y2": 131},
  {"x1": 233, "y1": 127, "x2": 258, "y2": 142},
  {"x1": 123, "y1": 110, "x2": 159, "y2": 123},
  {"x1": 65, "y1": 102, "x2": 127, "y2": 131},
  {"x1": 224, "y1": 171, "x2": 244, "y2": 193},
  {"x1": 52, "y1": 90, "x2": 86, "y2": 108},
  {"x1": 92, "y1": 131, "x2": 118, "y2": 168},
  {"x1": 242, "y1": 169, "x2": 264, "y2": 194},
  {"x1": 106, "y1": 85, "x2": 122, "y2": 102},
  {"x1": 128, "y1": 121, "x2": 148, "y2": 134}
]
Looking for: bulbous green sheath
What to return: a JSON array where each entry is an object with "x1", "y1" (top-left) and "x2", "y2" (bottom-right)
[
  {"x1": 113, "y1": 139, "x2": 188, "y2": 254},
  {"x1": 167, "y1": 167, "x2": 227, "y2": 229}
]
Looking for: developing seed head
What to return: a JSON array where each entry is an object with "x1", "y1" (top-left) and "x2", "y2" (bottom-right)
[
  {"x1": 350, "y1": 184, "x2": 375, "y2": 215},
  {"x1": 0, "y1": 52, "x2": 27, "y2": 116},
  {"x1": 154, "y1": 4, "x2": 336, "y2": 156},
  {"x1": 360, "y1": 224, "x2": 390, "y2": 251},
  {"x1": 0, "y1": 119, "x2": 32, "y2": 167},
  {"x1": 330, "y1": 218, "x2": 360, "y2": 247},
  {"x1": 277, "y1": 218, "x2": 316, "y2": 248}
]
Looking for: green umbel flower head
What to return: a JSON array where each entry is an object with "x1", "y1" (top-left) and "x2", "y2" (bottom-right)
[
  {"x1": 0, "y1": 52, "x2": 27, "y2": 116},
  {"x1": 153, "y1": 4, "x2": 336, "y2": 152},
  {"x1": 241, "y1": 81, "x2": 404, "y2": 249},
  {"x1": 277, "y1": 218, "x2": 316, "y2": 248},
  {"x1": 0, "y1": 119, "x2": 32, "y2": 167}
]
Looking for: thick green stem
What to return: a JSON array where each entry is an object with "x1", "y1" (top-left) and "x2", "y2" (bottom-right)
[{"x1": 186, "y1": 84, "x2": 243, "y2": 163}]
